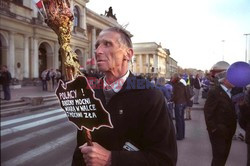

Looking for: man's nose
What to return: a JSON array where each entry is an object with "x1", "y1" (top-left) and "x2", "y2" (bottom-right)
[{"x1": 95, "y1": 44, "x2": 104, "y2": 55}]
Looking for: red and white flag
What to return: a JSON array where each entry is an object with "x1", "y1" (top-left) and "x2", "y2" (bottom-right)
[
  {"x1": 32, "y1": 0, "x2": 47, "y2": 19},
  {"x1": 33, "y1": 0, "x2": 43, "y2": 9},
  {"x1": 86, "y1": 58, "x2": 96, "y2": 66}
]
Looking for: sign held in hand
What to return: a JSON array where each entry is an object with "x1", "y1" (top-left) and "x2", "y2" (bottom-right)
[{"x1": 56, "y1": 76, "x2": 113, "y2": 131}]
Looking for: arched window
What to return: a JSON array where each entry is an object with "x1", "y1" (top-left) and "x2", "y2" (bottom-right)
[{"x1": 73, "y1": 7, "x2": 80, "y2": 27}]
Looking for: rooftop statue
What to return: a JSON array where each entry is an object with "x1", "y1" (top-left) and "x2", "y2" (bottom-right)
[{"x1": 104, "y1": 6, "x2": 117, "y2": 20}]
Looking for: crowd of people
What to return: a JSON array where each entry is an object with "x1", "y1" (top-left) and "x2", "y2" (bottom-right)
[
  {"x1": 40, "y1": 68, "x2": 62, "y2": 91},
  {"x1": 142, "y1": 67, "x2": 250, "y2": 166},
  {"x1": 71, "y1": 26, "x2": 250, "y2": 166},
  {"x1": 1, "y1": 26, "x2": 249, "y2": 166},
  {"x1": 147, "y1": 73, "x2": 207, "y2": 140},
  {"x1": 203, "y1": 70, "x2": 250, "y2": 166}
]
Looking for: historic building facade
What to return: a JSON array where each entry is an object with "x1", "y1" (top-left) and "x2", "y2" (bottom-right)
[
  {"x1": 132, "y1": 42, "x2": 176, "y2": 78},
  {"x1": 168, "y1": 56, "x2": 178, "y2": 78},
  {"x1": 0, "y1": 0, "x2": 124, "y2": 81}
]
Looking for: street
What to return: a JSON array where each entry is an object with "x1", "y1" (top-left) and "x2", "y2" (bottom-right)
[
  {"x1": 177, "y1": 109, "x2": 247, "y2": 166},
  {"x1": 1, "y1": 107, "x2": 76, "y2": 166},
  {"x1": 1, "y1": 105, "x2": 248, "y2": 166}
]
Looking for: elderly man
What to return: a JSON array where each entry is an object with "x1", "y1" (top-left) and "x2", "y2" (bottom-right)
[
  {"x1": 72, "y1": 27, "x2": 177, "y2": 166},
  {"x1": 204, "y1": 71, "x2": 237, "y2": 166}
]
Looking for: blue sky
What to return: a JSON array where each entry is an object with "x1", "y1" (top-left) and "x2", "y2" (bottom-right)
[{"x1": 87, "y1": 0, "x2": 250, "y2": 71}]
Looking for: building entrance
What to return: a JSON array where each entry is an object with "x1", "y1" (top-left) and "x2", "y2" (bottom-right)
[{"x1": 39, "y1": 43, "x2": 48, "y2": 77}]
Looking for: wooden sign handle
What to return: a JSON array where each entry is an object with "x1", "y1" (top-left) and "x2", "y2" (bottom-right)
[{"x1": 42, "y1": 0, "x2": 93, "y2": 146}]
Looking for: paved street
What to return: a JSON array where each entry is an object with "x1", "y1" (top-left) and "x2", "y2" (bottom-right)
[
  {"x1": 0, "y1": 86, "x2": 248, "y2": 166},
  {"x1": 177, "y1": 108, "x2": 247, "y2": 166},
  {"x1": 1, "y1": 107, "x2": 77, "y2": 166}
]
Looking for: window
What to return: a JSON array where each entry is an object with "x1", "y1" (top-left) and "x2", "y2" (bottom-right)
[{"x1": 73, "y1": 7, "x2": 80, "y2": 27}]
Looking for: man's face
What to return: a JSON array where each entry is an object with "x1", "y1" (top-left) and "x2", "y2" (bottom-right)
[{"x1": 95, "y1": 30, "x2": 131, "y2": 75}]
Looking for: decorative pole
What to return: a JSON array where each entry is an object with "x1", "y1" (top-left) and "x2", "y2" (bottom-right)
[{"x1": 42, "y1": 0, "x2": 92, "y2": 146}]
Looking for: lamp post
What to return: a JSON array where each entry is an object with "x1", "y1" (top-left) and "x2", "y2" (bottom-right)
[
  {"x1": 244, "y1": 33, "x2": 250, "y2": 63},
  {"x1": 221, "y1": 40, "x2": 225, "y2": 61}
]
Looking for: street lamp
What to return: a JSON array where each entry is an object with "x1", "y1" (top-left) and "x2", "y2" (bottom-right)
[
  {"x1": 221, "y1": 40, "x2": 225, "y2": 61},
  {"x1": 244, "y1": 34, "x2": 250, "y2": 63}
]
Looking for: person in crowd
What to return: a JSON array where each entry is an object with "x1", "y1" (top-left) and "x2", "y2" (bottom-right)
[
  {"x1": 55, "y1": 69, "x2": 62, "y2": 84},
  {"x1": 231, "y1": 87, "x2": 245, "y2": 141},
  {"x1": 204, "y1": 71, "x2": 237, "y2": 166},
  {"x1": 46, "y1": 69, "x2": 53, "y2": 92},
  {"x1": 201, "y1": 74, "x2": 211, "y2": 99},
  {"x1": 0, "y1": 65, "x2": 12, "y2": 100},
  {"x1": 239, "y1": 85, "x2": 250, "y2": 166},
  {"x1": 41, "y1": 69, "x2": 48, "y2": 91},
  {"x1": 189, "y1": 74, "x2": 194, "y2": 88},
  {"x1": 193, "y1": 73, "x2": 201, "y2": 104},
  {"x1": 156, "y1": 77, "x2": 175, "y2": 118},
  {"x1": 171, "y1": 73, "x2": 189, "y2": 140},
  {"x1": 49, "y1": 69, "x2": 56, "y2": 90},
  {"x1": 150, "y1": 77, "x2": 156, "y2": 85},
  {"x1": 156, "y1": 77, "x2": 168, "y2": 100},
  {"x1": 72, "y1": 27, "x2": 177, "y2": 166},
  {"x1": 165, "y1": 80, "x2": 174, "y2": 119},
  {"x1": 185, "y1": 76, "x2": 195, "y2": 120}
]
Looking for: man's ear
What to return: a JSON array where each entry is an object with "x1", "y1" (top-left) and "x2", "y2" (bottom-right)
[{"x1": 124, "y1": 48, "x2": 134, "y2": 61}]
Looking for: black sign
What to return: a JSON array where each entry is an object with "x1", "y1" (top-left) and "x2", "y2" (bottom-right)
[{"x1": 56, "y1": 76, "x2": 113, "y2": 131}]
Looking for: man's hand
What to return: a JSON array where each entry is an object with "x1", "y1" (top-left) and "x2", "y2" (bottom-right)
[{"x1": 79, "y1": 142, "x2": 111, "y2": 166}]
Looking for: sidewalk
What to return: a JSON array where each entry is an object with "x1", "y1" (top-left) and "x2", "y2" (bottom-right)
[
  {"x1": 192, "y1": 97, "x2": 205, "y2": 110},
  {"x1": 2, "y1": 85, "x2": 208, "y2": 105},
  {"x1": 0, "y1": 85, "x2": 59, "y2": 117},
  {"x1": 1, "y1": 85, "x2": 56, "y2": 101}
]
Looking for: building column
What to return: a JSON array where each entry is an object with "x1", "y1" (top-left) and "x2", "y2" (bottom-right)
[
  {"x1": 91, "y1": 27, "x2": 96, "y2": 58},
  {"x1": 82, "y1": 7, "x2": 87, "y2": 35},
  {"x1": 139, "y1": 54, "x2": 143, "y2": 74},
  {"x1": 54, "y1": 41, "x2": 59, "y2": 69},
  {"x1": 146, "y1": 54, "x2": 149, "y2": 73},
  {"x1": 91, "y1": 27, "x2": 96, "y2": 69},
  {"x1": 23, "y1": 35, "x2": 29, "y2": 78},
  {"x1": 32, "y1": 38, "x2": 39, "y2": 78},
  {"x1": 153, "y1": 54, "x2": 158, "y2": 73},
  {"x1": 8, "y1": 31, "x2": 15, "y2": 78}
]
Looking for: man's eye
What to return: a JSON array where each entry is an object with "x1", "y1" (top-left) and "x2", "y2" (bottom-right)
[
  {"x1": 95, "y1": 43, "x2": 99, "y2": 49},
  {"x1": 104, "y1": 41, "x2": 111, "y2": 46}
]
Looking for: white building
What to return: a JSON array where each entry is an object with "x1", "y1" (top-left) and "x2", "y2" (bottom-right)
[{"x1": 0, "y1": 0, "x2": 127, "y2": 81}]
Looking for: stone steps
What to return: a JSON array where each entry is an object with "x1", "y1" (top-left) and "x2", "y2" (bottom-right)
[{"x1": 0, "y1": 95, "x2": 60, "y2": 117}]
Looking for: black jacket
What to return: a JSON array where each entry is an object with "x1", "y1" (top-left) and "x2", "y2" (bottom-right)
[
  {"x1": 172, "y1": 81, "x2": 188, "y2": 105},
  {"x1": 239, "y1": 89, "x2": 250, "y2": 144},
  {"x1": 72, "y1": 73, "x2": 177, "y2": 166},
  {"x1": 193, "y1": 78, "x2": 201, "y2": 89},
  {"x1": 204, "y1": 85, "x2": 237, "y2": 137},
  {"x1": 0, "y1": 70, "x2": 12, "y2": 85}
]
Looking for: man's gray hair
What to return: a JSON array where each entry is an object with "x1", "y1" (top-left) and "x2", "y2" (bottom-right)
[{"x1": 103, "y1": 27, "x2": 132, "y2": 48}]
